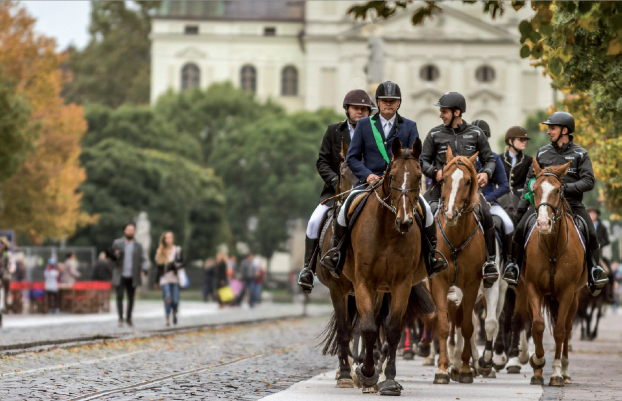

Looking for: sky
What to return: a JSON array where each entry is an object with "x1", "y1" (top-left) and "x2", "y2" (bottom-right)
[{"x1": 20, "y1": 1, "x2": 92, "y2": 50}]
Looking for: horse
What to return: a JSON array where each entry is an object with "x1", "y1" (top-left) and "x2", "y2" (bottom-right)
[
  {"x1": 317, "y1": 140, "x2": 359, "y2": 388},
  {"x1": 523, "y1": 159, "x2": 586, "y2": 387},
  {"x1": 343, "y1": 138, "x2": 434, "y2": 396},
  {"x1": 429, "y1": 147, "x2": 490, "y2": 384}
]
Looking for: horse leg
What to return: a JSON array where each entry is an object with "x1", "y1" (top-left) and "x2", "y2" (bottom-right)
[
  {"x1": 527, "y1": 283, "x2": 545, "y2": 385},
  {"x1": 458, "y1": 285, "x2": 478, "y2": 383},
  {"x1": 431, "y1": 281, "x2": 451, "y2": 384},
  {"x1": 332, "y1": 291, "x2": 354, "y2": 388},
  {"x1": 448, "y1": 321, "x2": 456, "y2": 367},
  {"x1": 549, "y1": 289, "x2": 574, "y2": 387},
  {"x1": 378, "y1": 284, "x2": 410, "y2": 396},
  {"x1": 451, "y1": 320, "x2": 464, "y2": 382},
  {"x1": 479, "y1": 282, "x2": 500, "y2": 377},
  {"x1": 593, "y1": 300, "x2": 603, "y2": 340},
  {"x1": 354, "y1": 284, "x2": 380, "y2": 389},
  {"x1": 562, "y1": 294, "x2": 578, "y2": 385}
]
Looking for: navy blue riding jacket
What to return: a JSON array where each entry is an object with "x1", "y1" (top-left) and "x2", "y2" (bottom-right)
[
  {"x1": 480, "y1": 152, "x2": 509, "y2": 203},
  {"x1": 346, "y1": 113, "x2": 420, "y2": 185}
]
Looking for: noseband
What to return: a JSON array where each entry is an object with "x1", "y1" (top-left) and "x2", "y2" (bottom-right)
[
  {"x1": 376, "y1": 157, "x2": 421, "y2": 215},
  {"x1": 439, "y1": 162, "x2": 475, "y2": 220},
  {"x1": 535, "y1": 172, "x2": 565, "y2": 225}
]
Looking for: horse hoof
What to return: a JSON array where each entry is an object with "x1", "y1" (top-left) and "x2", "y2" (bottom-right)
[
  {"x1": 362, "y1": 384, "x2": 379, "y2": 394},
  {"x1": 403, "y1": 350, "x2": 415, "y2": 360},
  {"x1": 336, "y1": 378, "x2": 354, "y2": 388},
  {"x1": 549, "y1": 376, "x2": 564, "y2": 387},
  {"x1": 379, "y1": 380, "x2": 403, "y2": 396},
  {"x1": 506, "y1": 365, "x2": 521, "y2": 374},
  {"x1": 481, "y1": 367, "x2": 496, "y2": 378},
  {"x1": 417, "y1": 342, "x2": 430, "y2": 358},
  {"x1": 519, "y1": 353, "x2": 530, "y2": 365},
  {"x1": 487, "y1": 369, "x2": 497, "y2": 378},
  {"x1": 478, "y1": 356, "x2": 493, "y2": 369},
  {"x1": 459, "y1": 371, "x2": 474, "y2": 384},
  {"x1": 433, "y1": 373, "x2": 450, "y2": 384},
  {"x1": 335, "y1": 370, "x2": 340, "y2": 380},
  {"x1": 530, "y1": 376, "x2": 544, "y2": 385},
  {"x1": 450, "y1": 368, "x2": 460, "y2": 382},
  {"x1": 423, "y1": 357, "x2": 435, "y2": 366},
  {"x1": 492, "y1": 353, "x2": 507, "y2": 371},
  {"x1": 563, "y1": 375, "x2": 572, "y2": 384},
  {"x1": 355, "y1": 366, "x2": 379, "y2": 388}
]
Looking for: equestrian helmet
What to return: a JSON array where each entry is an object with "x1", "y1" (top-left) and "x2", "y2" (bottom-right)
[
  {"x1": 471, "y1": 119, "x2": 491, "y2": 138},
  {"x1": 375, "y1": 81, "x2": 401, "y2": 101},
  {"x1": 504, "y1": 126, "x2": 530, "y2": 145},
  {"x1": 343, "y1": 89, "x2": 373, "y2": 111},
  {"x1": 542, "y1": 111, "x2": 575, "y2": 134},
  {"x1": 434, "y1": 92, "x2": 466, "y2": 113}
]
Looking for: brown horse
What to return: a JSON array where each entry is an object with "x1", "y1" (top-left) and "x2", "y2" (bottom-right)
[
  {"x1": 317, "y1": 140, "x2": 358, "y2": 388},
  {"x1": 343, "y1": 138, "x2": 433, "y2": 396},
  {"x1": 523, "y1": 159, "x2": 586, "y2": 387},
  {"x1": 429, "y1": 147, "x2": 486, "y2": 384}
]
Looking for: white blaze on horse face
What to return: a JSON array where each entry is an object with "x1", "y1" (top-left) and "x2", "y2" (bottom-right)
[
  {"x1": 446, "y1": 168, "x2": 464, "y2": 219},
  {"x1": 402, "y1": 170, "x2": 409, "y2": 217},
  {"x1": 537, "y1": 180, "x2": 555, "y2": 230}
]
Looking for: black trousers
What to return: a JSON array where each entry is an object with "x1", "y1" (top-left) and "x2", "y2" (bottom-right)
[{"x1": 116, "y1": 277, "x2": 136, "y2": 320}]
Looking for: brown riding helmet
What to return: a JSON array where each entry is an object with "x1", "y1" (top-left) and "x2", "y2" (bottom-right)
[
  {"x1": 343, "y1": 89, "x2": 373, "y2": 111},
  {"x1": 504, "y1": 126, "x2": 530, "y2": 146}
]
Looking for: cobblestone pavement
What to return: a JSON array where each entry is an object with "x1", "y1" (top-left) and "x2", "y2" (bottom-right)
[{"x1": 0, "y1": 316, "x2": 336, "y2": 400}]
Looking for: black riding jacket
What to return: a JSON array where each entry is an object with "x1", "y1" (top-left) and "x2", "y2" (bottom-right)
[
  {"x1": 517, "y1": 138, "x2": 595, "y2": 214},
  {"x1": 501, "y1": 150, "x2": 533, "y2": 199},
  {"x1": 422, "y1": 123, "x2": 496, "y2": 182}
]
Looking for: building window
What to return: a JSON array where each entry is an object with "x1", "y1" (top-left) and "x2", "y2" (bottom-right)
[
  {"x1": 240, "y1": 65, "x2": 257, "y2": 93},
  {"x1": 181, "y1": 63, "x2": 200, "y2": 90},
  {"x1": 420, "y1": 64, "x2": 440, "y2": 82},
  {"x1": 185, "y1": 25, "x2": 199, "y2": 35},
  {"x1": 281, "y1": 66, "x2": 298, "y2": 96},
  {"x1": 264, "y1": 27, "x2": 276, "y2": 36},
  {"x1": 476, "y1": 65, "x2": 495, "y2": 83}
]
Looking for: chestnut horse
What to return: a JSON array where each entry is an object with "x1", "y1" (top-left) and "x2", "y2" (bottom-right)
[
  {"x1": 523, "y1": 160, "x2": 586, "y2": 387},
  {"x1": 344, "y1": 138, "x2": 433, "y2": 396},
  {"x1": 429, "y1": 147, "x2": 487, "y2": 384}
]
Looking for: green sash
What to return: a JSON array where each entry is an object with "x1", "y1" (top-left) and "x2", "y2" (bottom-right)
[{"x1": 370, "y1": 117, "x2": 390, "y2": 164}]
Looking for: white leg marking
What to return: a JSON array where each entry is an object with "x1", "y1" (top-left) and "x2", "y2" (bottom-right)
[
  {"x1": 552, "y1": 358, "x2": 562, "y2": 377},
  {"x1": 454, "y1": 328, "x2": 463, "y2": 371},
  {"x1": 561, "y1": 356, "x2": 569, "y2": 376},
  {"x1": 531, "y1": 353, "x2": 545, "y2": 366}
]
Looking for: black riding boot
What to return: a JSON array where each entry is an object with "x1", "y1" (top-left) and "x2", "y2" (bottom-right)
[
  {"x1": 503, "y1": 238, "x2": 523, "y2": 287},
  {"x1": 587, "y1": 247, "x2": 609, "y2": 296},
  {"x1": 482, "y1": 224, "x2": 499, "y2": 288},
  {"x1": 422, "y1": 224, "x2": 448, "y2": 278},
  {"x1": 320, "y1": 222, "x2": 348, "y2": 278},
  {"x1": 298, "y1": 236, "x2": 319, "y2": 293}
]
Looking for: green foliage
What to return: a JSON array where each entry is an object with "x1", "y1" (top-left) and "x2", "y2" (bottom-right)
[
  {"x1": 523, "y1": 109, "x2": 550, "y2": 157},
  {"x1": 64, "y1": 1, "x2": 161, "y2": 108}
]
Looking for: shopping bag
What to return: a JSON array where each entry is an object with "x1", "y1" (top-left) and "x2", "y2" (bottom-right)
[
  {"x1": 218, "y1": 286, "x2": 235, "y2": 303},
  {"x1": 178, "y1": 268, "x2": 190, "y2": 288},
  {"x1": 229, "y1": 278, "x2": 243, "y2": 296}
]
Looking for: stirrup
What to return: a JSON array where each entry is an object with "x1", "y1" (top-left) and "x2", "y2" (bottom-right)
[
  {"x1": 482, "y1": 261, "x2": 499, "y2": 288},
  {"x1": 297, "y1": 268, "x2": 314, "y2": 293},
  {"x1": 428, "y1": 251, "x2": 448, "y2": 278},
  {"x1": 320, "y1": 248, "x2": 341, "y2": 278},
  {"x1": 502, "y1": 264, "x2": 519, "y2": 286}
]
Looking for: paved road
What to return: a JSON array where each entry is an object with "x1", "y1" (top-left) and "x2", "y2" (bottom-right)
[{"x1": 0, "y1": 305, "x2": 620, "y2": 400}]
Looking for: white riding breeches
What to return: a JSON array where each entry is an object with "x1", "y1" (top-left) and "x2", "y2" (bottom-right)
[
  {"x1": 490, "y1": 204, "x2": 514, "y2": 234},
  {"x1": 306, "y1": 203, "x2": 330, "y2": 239},
  {"x1": 336, "y1": 192, "x2": 434, "y2": 228}
]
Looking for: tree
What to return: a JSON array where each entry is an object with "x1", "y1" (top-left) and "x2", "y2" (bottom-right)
[
  {"x1": 64, "y1": 1, "x2": 161, "y2": 108},
  {"x1": 348, "y1": 1, "x2": 622, "y2": 212},
  {"x1": 0, "y1": 2, "x2": 93, "y2": 243}
]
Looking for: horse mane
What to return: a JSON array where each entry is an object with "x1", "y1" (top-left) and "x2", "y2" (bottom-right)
[{"x1": 444, "y1": 156, "x2": 480, "y2": 208}]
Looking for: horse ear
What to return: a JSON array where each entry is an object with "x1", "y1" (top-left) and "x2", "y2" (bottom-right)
[
  {"x1": 446, "y1": 146, "x2": 454, "y2": 163},
  {"x1": 468, "y1": 152, "x2": 479, "y2": 166},
  {"x1": 555, "y1": 161, "x2": 572, "y2": 177},
  {"x1": 532, "y1": 157, "x2": 542, "y2": 175},
  {"x1": 340, "y1": 139, "x2": 349, "y2": 160},
  {"x1": 411, "y1": 138, "x2": 422, "y2": 159},
  {"x1": 391, "y1": 138, "x2": 403, "y2": 160}
]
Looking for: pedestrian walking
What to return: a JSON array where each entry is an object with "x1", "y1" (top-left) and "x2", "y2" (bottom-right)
[
  {"x1": 215, "y1": 252, "x2": 229, "y2": 308},
  {"x1": 111, "y1": 222, "x2": 148, "y2": 328},
  {"x1": 252, "y1": 263, "x2": 265, "y2": 306},
  {"x1": 0, "y1": 237, "x2": 15, "y2": 312},
  {"x1": 44, "y1": 258, "x2": 59, "y2": 314},
  {"x1": 60, "y1": 252, "x2": 81, "y2": 286},
  {"x1": 154, "y1": 231, "x2": 184, "y2": 327},
  {"x1": 92, "y1": 252, "x2": 113, "y2": 281},
  {"x1": 235, "y1": 254, "x2": 256, "y2": 307},
  {"x1": 203, "y1": 258, "x2": 215, "y2": 302}
]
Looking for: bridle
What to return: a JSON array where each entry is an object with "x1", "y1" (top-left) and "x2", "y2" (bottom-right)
[
  {"x1": 534, "y1": 172, "x2": 566, "y2": 227},
  {"x1": 375, "y1": 157, "x2": 421, "y2": 216},
  {"x1": 438, "y1": 161, "x2": 476, "y2": 221}
]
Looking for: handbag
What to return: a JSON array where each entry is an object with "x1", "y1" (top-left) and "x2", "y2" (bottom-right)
[
  {"x1": 218, "y1": 286, "x2": 235, "y2": 303},
  {"x1": 178, "y1": 268, "x2": 189, "y2": 288}
]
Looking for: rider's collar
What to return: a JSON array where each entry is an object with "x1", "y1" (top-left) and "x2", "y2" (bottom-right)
[
  {"x1": 552, "y1": 135, "x2": 574, "y2": 151},
  {"x1": 373, "y1": 112, "x2": 403, "y2": 125}
]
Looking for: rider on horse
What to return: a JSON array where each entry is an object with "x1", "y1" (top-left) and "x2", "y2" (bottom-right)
[
  {"x1": 501, "y1": 126, "x2": 533, "y2": 213},
  {"x1": 297, "y1": 89, "x2": 373, "y2": 293},
  {"x1": 321, "y1": 81, "x2": 447, "y2": 279},
  {"x1": 502, "y1": 111, "x2": 609, "y2": 296},
  {"x1": 421, "y1": 92, "x2": 499, "y2": 287},
  {"x1": 471, "y1": 120, "x2": 514, "y2": 263}
]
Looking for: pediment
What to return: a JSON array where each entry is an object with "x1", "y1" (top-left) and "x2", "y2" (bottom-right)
[
  {"x1": 175, "y1": 47, "x2": 207, "y2": 59},
  {"x1": 469, "y1": 88, "x2": 504, "y2": 102},
  {"x1": 410, "y1": 87, "x2": 445, "y2": 101}
]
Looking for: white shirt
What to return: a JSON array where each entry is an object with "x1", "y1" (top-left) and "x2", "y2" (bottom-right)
[
  {"x1": 508, "y1": 150, "x2": 518, "y2": 167},
  {"x1": 379, "y1": 114, "x2": 397, "y2": 138},
  {"x1": 347, "y1": 120, "x2": 355, "y2": 140}
]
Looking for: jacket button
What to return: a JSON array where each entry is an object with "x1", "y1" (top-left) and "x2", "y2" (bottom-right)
[{"x1": 384, "y1": 142, "x2": 387, "y2": 145}]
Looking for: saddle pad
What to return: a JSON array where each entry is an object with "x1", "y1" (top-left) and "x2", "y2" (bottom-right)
[
  {"x1": 347, "y1": 192, "x2": 371, "y2": 231},
  {"x1": 524, "y1": 215, "x2": 586, "y2": 252},
  {"x1": 347, "y1": 192, "x2": 368, "y2": 221}
]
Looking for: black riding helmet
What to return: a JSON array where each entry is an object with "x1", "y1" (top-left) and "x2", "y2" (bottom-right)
[
  {"x1": 434, "y1": 92, "x2": 466, "y2": 113},
  {"x1": 471, "y1": 119, "x2": 491, "y2": 138},
  {"x1": 375, "y1": 81, "x2": 401, "y2": 110},
  {"x1": 542, "y1": 111, "x2": 575, "y2": 134}
]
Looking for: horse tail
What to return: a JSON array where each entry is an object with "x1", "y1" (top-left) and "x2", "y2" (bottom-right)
[
  {"x1": 542, "y1": 295, "x2": 559, "y2": 331},
  {"x1": 318, "y1": 295, "x2": 359, "y2": 356},
  {"x1": 403, "y1": 282, "x2": 436, "y2": 327}
]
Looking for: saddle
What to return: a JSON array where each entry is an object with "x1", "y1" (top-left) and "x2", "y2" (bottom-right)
[{"x1": 523, "y1": 213, "x2": 586, "y2": 252}]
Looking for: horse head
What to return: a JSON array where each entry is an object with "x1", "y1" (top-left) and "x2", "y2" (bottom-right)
[
  {"x1": 338, "y1": 140, "x2": 358, "y2": 198},
  {"x1": 439, "y1": 147, "x2": 479, "y2": 226},
  {"x1": 532, "y1": 158, "x2": 571, "y2": 234},
  {"x1": 382, "y1": 137, "x2": 423, "y2": 234}
]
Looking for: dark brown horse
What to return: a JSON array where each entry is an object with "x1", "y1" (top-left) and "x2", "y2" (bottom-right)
[
  {"x1": 429, "y1": 147, "x2": 486, "y2": 384},
  {"x1": 524, "y1": 159, "x2": 586, "y2": 387},
  {"x1": 343, "y1": 138, "x2": 433, "y2": 396}
]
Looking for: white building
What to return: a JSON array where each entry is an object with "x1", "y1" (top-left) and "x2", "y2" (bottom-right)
[{"x1": 150, "y1": 1, "x2": 554, "y2": 151}]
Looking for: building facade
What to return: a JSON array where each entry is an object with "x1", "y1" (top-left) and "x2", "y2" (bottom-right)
[{"x1": 151, "y1": 1, "x2": 554, "y2": 151}]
